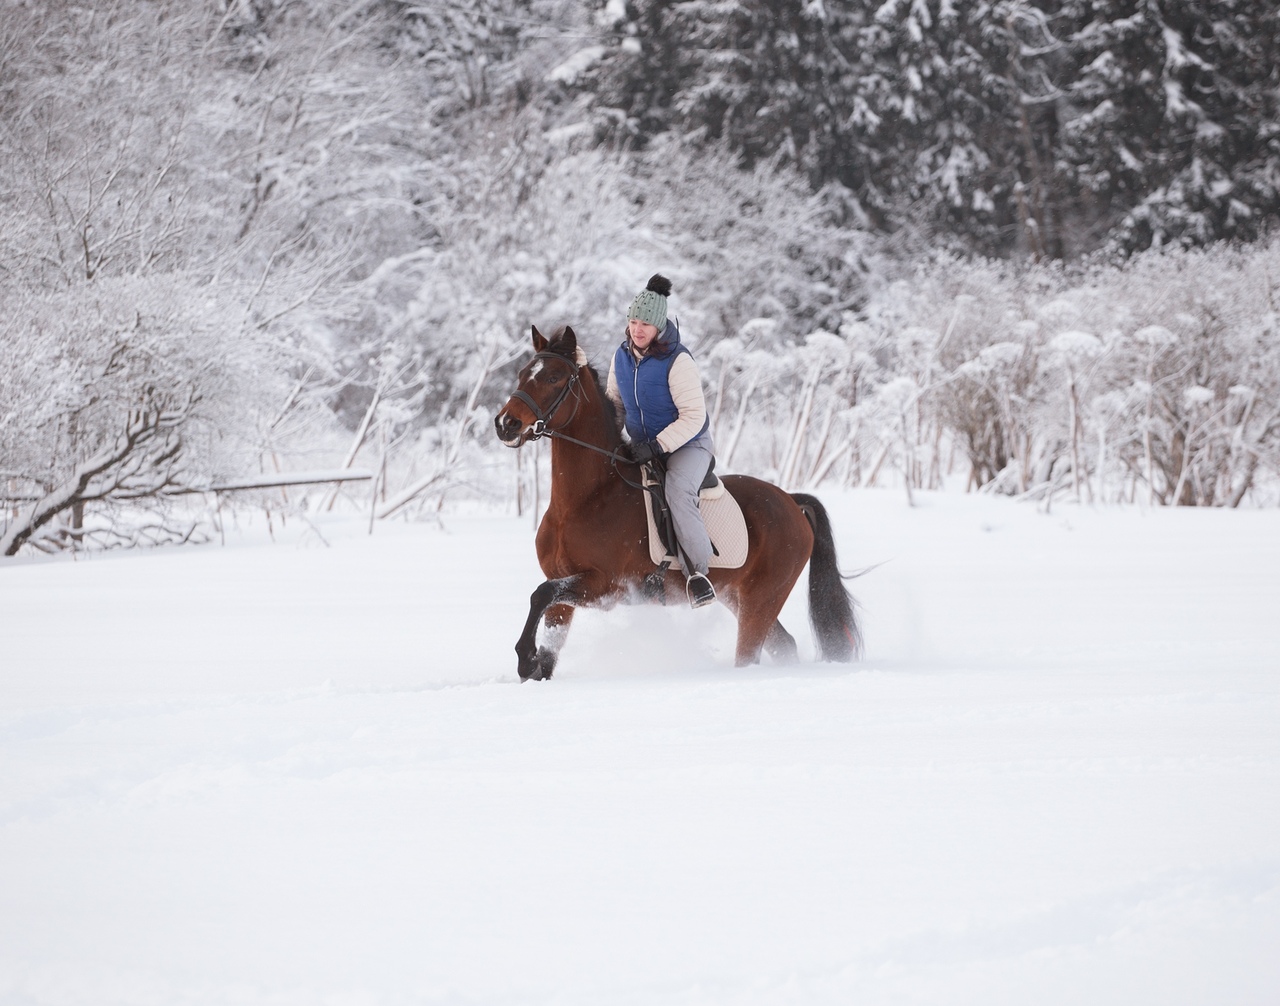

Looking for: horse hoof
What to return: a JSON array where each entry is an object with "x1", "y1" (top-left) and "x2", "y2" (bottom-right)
[
  {"x1": 517, "y1": 648, "x2": 557, "y2": 681},
  {"x1": 533, "y1": 648, "x2": 557, "y2": 680}
]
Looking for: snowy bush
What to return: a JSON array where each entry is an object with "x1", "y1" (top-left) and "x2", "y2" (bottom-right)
[
  {"x1": 0, "y1": 0, "x2": 423, "y2": 551},
  {"x1": 730, "y1": 241, "x2": 1280, "y2": 506},
  {"x1": 0, "y1": 275, "x2": 294, "y2": 555}
]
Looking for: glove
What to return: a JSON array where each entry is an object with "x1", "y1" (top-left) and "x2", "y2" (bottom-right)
[{"x1": 619, "y1": 439, "x2": 661, "y2": 464}]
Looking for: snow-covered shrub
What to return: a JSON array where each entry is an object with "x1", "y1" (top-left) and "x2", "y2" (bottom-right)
[
  {"x1": 0, "y1": 0, "x2": 427, "y2": 546},
  {"x1": 1096, "y1": 248, "x2": 1280, "y2": 505},
  {"x1": 818, "y1": 241, "x2": 1280, "y2": 505},
  {"x1": 0, "y1": 275, "x2": 295, "y2": 555}
]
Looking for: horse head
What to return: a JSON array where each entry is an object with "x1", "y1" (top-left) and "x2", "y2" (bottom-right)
[{"x1": 494, "y1": 325, "x2": 588, "y2": 447}]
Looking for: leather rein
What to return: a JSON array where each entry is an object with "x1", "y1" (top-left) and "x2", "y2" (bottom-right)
[{"x1": 511, "y1": 351, "x2": 651, "y2": 490}]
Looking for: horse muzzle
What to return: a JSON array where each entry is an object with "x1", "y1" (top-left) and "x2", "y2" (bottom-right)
[{"x1": 494, "y1": 409, "x2": 527, "y2": 447}]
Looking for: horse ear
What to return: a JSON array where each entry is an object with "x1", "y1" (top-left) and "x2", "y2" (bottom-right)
[
  {"x1": 531, "y1": 325, "x2": 548, "y2": 352},
  {"x1": 558, "y1": 326, "x2": 578, "y2": 352}
]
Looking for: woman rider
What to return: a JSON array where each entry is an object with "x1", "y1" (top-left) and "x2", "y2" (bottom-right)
[{"x1": 606, "y1": 274, "x2": 717, "y2": 609}]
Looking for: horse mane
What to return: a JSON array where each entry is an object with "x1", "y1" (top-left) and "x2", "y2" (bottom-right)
[
  {"x1": 596, "y1": 371, "x2": 624, "y2": 442},
  {"x1": 546, "y1": 326, "x2": 624, "y2": 443}
]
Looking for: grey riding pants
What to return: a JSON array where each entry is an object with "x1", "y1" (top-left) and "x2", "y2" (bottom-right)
[{"x1": 663, "y1": 430, "x2": 715, "y2": 575}]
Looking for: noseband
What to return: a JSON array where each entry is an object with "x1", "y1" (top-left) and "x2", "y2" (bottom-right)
[{"x1": 510, "y1": 351, "x2": 582, "y2": 437}]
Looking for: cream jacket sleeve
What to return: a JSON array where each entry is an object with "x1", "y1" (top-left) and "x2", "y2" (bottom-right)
[
  {"x1": 654, "y1": 353, "x2": 707, "y2": 453},
  {"x1": 607, "y1": 348, "x2": 708, "y2": 453}
]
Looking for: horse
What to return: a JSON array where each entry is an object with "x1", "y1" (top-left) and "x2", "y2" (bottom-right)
[{"x1": 493, "y1": 324, "x2": 862, "y2": 681}]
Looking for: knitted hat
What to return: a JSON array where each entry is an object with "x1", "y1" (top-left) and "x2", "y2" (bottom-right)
[{"x1": 627, "y1": 274, "x2": 672, "y2": 330}]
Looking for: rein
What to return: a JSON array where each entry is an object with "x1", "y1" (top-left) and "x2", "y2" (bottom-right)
[
  {"x1": 535, "y1": 426, "x2": 654, "y2": 493},
  {"x1": 514, "y1": 351, "x2": 650, "y2": 491}
]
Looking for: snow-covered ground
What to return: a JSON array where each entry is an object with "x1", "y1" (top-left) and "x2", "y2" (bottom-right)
[{"x1": 2, "y1": 490, "x2": 1278, "y2": 1006}]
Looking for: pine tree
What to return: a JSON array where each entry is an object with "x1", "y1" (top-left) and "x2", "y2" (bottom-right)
[
  {"x1": 583, "y1": 1, "x2": 1074, "y2": 255},
  {"x1": 577, "y1": 0, "x2": 1280, "y2": 258},
  {"x1": 1059, "y1": 0, "x2": 1280, "y2": 252}
]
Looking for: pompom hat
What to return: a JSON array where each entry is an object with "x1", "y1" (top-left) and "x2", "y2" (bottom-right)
[{"x1": 627, "y1": 273, "x2": 672, "y2": 331}]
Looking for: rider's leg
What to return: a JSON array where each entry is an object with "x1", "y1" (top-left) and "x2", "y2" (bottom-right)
[{"x1": 664, "y1": 433, "x2": 715, "y2": 576}]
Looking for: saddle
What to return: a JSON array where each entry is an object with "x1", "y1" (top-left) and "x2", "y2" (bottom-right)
[{"x1": 640, "y1": 458, "x2": 749, "y2": 572}]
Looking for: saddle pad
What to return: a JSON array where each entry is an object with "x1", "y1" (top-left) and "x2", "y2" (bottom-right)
[{"x1": 642, "y1": 477, "x2": 749, "y2": 570}]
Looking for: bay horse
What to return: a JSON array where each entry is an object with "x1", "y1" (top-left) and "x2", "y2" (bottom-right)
[{"x1": 493, "y1": 324, "x2": 861, "y2": 681}]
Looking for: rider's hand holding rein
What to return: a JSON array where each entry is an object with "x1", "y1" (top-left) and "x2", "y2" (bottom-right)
[{"x1": 615, "y1": 438, "x2": 660, "y2": 465}]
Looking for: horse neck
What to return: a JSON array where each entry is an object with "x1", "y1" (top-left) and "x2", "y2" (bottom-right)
[{"x1": 547, "y1": 375, "x2": 619, "y2": 504}]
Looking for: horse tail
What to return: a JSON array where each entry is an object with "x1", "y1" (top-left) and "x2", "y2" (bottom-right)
[{"x1": 791, "y1": 493, "x2": 863, "y2": 661}]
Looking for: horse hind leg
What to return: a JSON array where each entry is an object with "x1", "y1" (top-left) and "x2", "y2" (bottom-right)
[
  {"x1": 722, "y1": 546, "x2": 807, "y2": 664},
  {"x1": 764, "y1": 620, "x2": 798, "y2": 663},
  {"x1": 734, "y1": 614, "x2": 798, "y2": 666},
  {"x1": 723, "y1": 588, "x2": 792, "y2": 666},
  {"x1": 732, "y1": 611, "x2": 773, "y2": 666}
]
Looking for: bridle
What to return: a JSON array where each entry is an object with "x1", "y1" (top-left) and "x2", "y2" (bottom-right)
[
  {"x1": 509, "y1": 351, "x2": 583, "y2": 439},
  {"x1": 507, "y1": 350, "x2": 649, "y2": 489}
]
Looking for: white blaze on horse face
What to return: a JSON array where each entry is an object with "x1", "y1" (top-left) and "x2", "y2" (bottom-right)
[{"x1": 527, "y1": 360, "x2": 544, "y2": 381}]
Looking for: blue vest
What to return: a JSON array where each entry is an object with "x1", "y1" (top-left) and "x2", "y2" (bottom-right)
[{"x1": 613, "y1": 320, "x2": 709, "y2": 444}]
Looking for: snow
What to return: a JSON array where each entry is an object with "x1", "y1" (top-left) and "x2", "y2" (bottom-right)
[
  {"x1": 546, "y1": 47, "x2": 607, "y2": 86},
  {"x1": 2, "y1": 490, "x2": 1279, "y2": 1005},
  {"x1": 1132, "y1": 324, "x2": 1177, "y2": 347},
  {"x1": 1049, "y1": 330, "x2": 1103, "y2": 359}
]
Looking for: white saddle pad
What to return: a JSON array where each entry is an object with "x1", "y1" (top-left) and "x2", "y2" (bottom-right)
[{"x1": 642, "y1": 474, "x2": 749, "y2": 570}]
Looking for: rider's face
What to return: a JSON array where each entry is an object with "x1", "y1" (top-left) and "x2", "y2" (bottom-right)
[{"x1": 628, "y1": 318, "x2": 660, "y2": 350}]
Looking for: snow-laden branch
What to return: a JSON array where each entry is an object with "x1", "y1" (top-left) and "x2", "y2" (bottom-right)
[{"x1": 2, "y1": 399, "x2": 191, "y2": 557}]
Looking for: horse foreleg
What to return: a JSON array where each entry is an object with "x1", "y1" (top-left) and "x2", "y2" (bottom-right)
[
  {"x1": 516, "y1": 576, "x2": 581, "y2": 681},
  {"x1": 531, "y1": 602, "x2": 576, "y2": 681}
]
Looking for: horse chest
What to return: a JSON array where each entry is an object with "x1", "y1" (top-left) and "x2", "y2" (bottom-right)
[{"x1": 536, "y1": 496, "x2": 647, "y2": 577}]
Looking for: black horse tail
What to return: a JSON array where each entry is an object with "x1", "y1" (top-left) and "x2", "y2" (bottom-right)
[{"x1": 792, "y1": 493, "x2": 863, "y2": 662}]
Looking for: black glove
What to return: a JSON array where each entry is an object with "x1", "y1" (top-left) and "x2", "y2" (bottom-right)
[{"x1": 619, "y1": 439, "x2": 661, "y2": 464}]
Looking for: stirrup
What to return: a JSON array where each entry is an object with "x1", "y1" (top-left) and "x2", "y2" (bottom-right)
[
  {"x1": 641, "y1": 570, "x2": 668, "y2": 602},
  {"x1": 641, "y1": 559, "x2": 672, "y2": 603},
  {"x1": 686, "y1": 572, "x2": 716, "y2": 609}
]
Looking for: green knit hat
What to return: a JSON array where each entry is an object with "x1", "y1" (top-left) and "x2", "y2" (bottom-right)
[{"x1": 627, "y1": 274, "x2": 672, "y2": 330}]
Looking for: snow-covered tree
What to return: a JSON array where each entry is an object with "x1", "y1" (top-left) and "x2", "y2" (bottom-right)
[
  {"x1": 1059, "y1": 0, "x2": 1280, "y2": 252},
  {"x1": 573, "y1": 0, "x2": 1280, "y2": 259},
  {"x1": 0, "y1": 275, "x2": 287, "y2": 554},
  {"x1": 0, "y1": 0, "x2": 426, "y2": 552}
]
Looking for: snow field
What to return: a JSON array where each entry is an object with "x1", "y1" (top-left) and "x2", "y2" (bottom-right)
[{"x1": 2, "y1": 490, "x2": 1278, "y2": 1005}]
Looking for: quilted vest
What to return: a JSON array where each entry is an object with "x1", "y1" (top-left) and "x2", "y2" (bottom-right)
[{"x1": 613, "y1": 320, "x2": 708, "y2": 444}]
